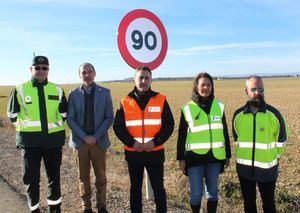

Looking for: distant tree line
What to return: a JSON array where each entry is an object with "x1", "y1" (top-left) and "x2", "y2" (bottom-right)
[{"x1": 104, "y1": 74, "x2": 299, "y2": 83}]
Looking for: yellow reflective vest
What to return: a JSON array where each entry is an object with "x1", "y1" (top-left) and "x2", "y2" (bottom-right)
[
  {"x1": 15, "y1": 80, "x2": 65, "y2": 133},
  {"x1": 182, "y1": 98, "x2": 226, "y2": 160}
]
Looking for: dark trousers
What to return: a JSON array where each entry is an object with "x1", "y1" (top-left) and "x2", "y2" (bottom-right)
[
  {"x1": 21, "y1": 147, "x2": 62, "y2": 211},
  {"x1": 127, "y1": 160, "x2": 166, "y2": 213},
  {"x1": 239, "y1": 176, "x2": 276, "y2": 213}
]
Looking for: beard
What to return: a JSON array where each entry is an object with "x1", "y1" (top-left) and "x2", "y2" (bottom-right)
[{"x1": 249, "y1": 94, "x2": 264, "y2": 107}]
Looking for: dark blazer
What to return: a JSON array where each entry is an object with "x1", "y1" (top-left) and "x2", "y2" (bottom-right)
[{"x1": 67, "y1": 84, "x2": 114, "y2": 150}]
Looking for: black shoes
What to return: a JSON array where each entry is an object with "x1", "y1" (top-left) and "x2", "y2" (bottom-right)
[{"x1": 98, "y1": 207, "x2": 108, "y2": 213}]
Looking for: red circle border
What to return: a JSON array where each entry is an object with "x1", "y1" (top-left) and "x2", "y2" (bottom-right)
[{"x1": 117, "y1": 9, "x2": 168, "y2": 71}]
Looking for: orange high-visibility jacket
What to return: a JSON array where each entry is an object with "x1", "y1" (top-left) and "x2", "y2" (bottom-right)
[{"x1": 121, "y1": 94, "x2": 166, "y2": 151}]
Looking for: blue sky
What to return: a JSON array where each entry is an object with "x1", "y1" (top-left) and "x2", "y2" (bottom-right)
[{"x1": 1, "y1": 0, "x2": 300, "y2": 85}]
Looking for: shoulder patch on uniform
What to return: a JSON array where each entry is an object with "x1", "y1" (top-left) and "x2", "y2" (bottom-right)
[{"x1": 25, "y1": 95, "x2": 32, "y2": 104}]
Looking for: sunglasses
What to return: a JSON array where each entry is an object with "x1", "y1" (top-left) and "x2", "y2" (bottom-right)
[
  {"x1": 34, "y1": 66, "x2": 49, "y2": 71},
  {"x1": 250, "y1": 87, "x2": 264, "y2": 93}
]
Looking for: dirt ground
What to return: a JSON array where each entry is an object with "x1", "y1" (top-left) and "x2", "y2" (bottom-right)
[
  {"x1": 0, "y1": 124, "x2": 188, "y2": 213},
  {"x1": 0, "y1": 177, "x2": 28, "y2": 213}
]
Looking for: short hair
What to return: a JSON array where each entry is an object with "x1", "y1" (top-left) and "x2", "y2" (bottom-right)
[
  {"x1": 135, "y1": 65, "x2": 152, "y2": 77},
  {"x1": 193, "y1": 72, "x2": 214, "y2": 95},
  {"x1": 246, "y1": 75, "x2": 263, "y2": 88},
  {"x1": 78, "y1": 63, "x2": 95, "y2": 73}
]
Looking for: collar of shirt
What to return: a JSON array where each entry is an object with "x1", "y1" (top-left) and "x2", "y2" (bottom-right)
[
  {"x1": 31, "y1": 77, "x2": 48, "y2": 87},
  {"x1": 81, "y1": 82, "x2": 96, "y2": 94}
]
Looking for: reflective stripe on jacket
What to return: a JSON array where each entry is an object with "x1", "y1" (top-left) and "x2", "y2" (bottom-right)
[
  {"x1": 15, "y1": 80, "x2": 65, "y2": 133},
  {"x1": 121, "y1": 94, "x2": 166, "y2": 151},
  {"x1": 182, "y1": 98, "x2": 226, "y2": 160}
]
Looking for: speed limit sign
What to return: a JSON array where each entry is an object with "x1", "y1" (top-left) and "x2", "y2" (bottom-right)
[{"x1": 117, "y1": 9, "x2": 168, "y2": 71}]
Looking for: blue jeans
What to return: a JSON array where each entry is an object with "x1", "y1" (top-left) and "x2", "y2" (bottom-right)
[{"x1": 188, "y1": 162, "x2": 221, "y2": 205}]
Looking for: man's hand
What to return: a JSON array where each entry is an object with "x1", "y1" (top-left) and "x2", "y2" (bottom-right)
[
  {"x1": 142, "y1": 140, "x2": 155, "y2": 152},
  {"x1": 133, "y1": 141, "x2": 143, "y2": 152},
  {"x1": 179, "y1": 160, "x2": 186, "y2": 175},
  {"x1": 83, "y1": 135, "x2": 97, "y2": 146}
]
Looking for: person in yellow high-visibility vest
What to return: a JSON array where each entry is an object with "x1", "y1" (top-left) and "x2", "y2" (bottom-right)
[
  {"x1": 232, "y1": 75, "x2": 288, "y2": 213},
  {"x1": 177, "y1": 72, "x2": 231, "y2": 213},
  {"x1": 7, "y1": 55, "x2": 67, "y2": 213}
]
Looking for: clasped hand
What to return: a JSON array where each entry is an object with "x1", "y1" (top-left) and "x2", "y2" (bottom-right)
[
  {"x1": 83, "y1": 135, "x2": 97, "y2": 146},
  {"x1": 133, "y1": 140, "x2": 155, "y2": 152}
]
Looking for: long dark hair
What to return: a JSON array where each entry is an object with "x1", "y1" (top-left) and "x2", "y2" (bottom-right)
[{"x1": 193, "y1": 72, "x2": 214, "y2": 97}]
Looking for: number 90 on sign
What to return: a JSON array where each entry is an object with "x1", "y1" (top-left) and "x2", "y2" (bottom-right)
[
  {"x1": 126, "y1": 18, "x2": 162, "y2": 63},
  {"x1": 131, "y1": 30, "x2": 157, "y2": 51}
]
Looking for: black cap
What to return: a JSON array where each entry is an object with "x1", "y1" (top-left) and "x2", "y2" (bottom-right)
[{"x1": 32, "y1": 56, "x2": 49, "y2": 66}]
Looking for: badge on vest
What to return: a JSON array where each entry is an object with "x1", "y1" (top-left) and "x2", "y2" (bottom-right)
[
  {"x1": 148, "y1": 106, "x2": 161, "y2": 112},
  {"x1": 212, "y1": 116, "x2": 221, "y2": 121},
  {"x1": 25, "y1": 95, "x2": 32, "y2": 104},
  {"x1": 48, "y1": 95, "x2": 59, "y2": 100}
]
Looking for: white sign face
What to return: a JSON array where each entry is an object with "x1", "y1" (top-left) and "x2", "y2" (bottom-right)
[
  {"x1": 117, "y1": 9, "x2": 168, "y2": 71},
  {"x1": 125, "y1": 18, "x2": 162, "y2": 63}
]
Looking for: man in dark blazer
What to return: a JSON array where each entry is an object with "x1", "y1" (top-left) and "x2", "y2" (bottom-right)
[{"x1": 67, "y1": 63, "x2": 114, "y2": 213}]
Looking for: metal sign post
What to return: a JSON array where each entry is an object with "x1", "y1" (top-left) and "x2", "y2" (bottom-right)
[{"x1": 144, "y1": 169, "x2": 154, "y2": 200}]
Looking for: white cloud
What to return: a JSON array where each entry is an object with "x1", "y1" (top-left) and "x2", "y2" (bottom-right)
[
  {"x1": 214, "y1": 55, "x2": 300, "y2": 65},
  {"x1": 6, "y1": 0, "x2": 154, "y2": 11},
  {"x1": 0, "y1": 26, "x2": 66, "y2": 45},
  {"x1": 240, "y1": 0, "x2": 300, "y2": 15},
  {"x1": 168, "y1": 41, "x2": 299, "y2": 56},
  {"x1": 168, "y1": 29, "x2": 217, "y2": 36},
  {"x1": 0, "y1": 25, "x2": 117, "y2": 55}
]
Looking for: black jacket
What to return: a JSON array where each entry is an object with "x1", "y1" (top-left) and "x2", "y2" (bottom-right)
[
  {"x1": 232, "y1": 100, "x2": 288, "y2": 182},
  {"x1": 113, "y1": 87, "x2": 174, "y2": 163},
  {"x1": 177, "y1": 91, "x2": 231, "y2": 170}
]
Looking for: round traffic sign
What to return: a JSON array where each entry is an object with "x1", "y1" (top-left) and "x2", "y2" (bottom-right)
[{"x1": 117, "y1": 9, "x2": 168, "y2": 71}]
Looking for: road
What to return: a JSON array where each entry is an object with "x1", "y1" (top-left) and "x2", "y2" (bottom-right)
[{"x1": 0, "y1": 178, "x2": 28, "y2": 213}]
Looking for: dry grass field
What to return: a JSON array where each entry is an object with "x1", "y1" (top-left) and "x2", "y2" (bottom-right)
[{"x1": 0, "y1": 77, "x2": 299, "y2": 212}]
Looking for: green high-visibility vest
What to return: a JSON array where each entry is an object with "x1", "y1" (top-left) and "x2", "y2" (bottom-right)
[
  {"x1": 233, "y1": 111, "x2": 284, "y2": 169},
  {"x1": 15, "y1": 80, "x2": 65, "y2": 133},
  {"x1": 182, "y1": 98, "x2": 226, "y2": 160}
]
